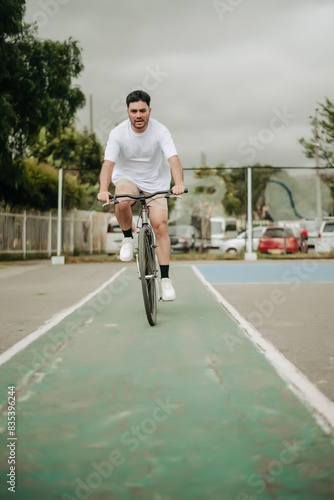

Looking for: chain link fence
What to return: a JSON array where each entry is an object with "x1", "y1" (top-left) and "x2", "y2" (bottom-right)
[
  {"x1": 1, "y1": 166, "x2": 333, "y2": 257},
  {"x1": 0, "y1": 210, "x2": 110, "y2": 258}
]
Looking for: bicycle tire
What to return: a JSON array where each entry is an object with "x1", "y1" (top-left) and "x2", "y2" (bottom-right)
[{"x1": 138, "y1": 225, "x2": 157, "y2": 326}]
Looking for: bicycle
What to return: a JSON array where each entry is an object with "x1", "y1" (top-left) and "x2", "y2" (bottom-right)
[{"x1": 105, "y1": 189, "x2": 187, "y2": 326}]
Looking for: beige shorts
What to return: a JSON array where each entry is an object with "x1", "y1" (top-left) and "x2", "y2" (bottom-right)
[{"x1": 115, "y1": 179, "x2": 168, "y2": 211}]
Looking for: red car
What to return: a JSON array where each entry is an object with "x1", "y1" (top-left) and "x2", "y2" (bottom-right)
[{"x1": 258, "y1": 226, "x2": 299, "y2": 254}]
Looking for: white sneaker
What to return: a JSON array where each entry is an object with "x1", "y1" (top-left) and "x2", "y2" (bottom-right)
[
  {"x1": 120, "y1": 237, "x2": 134, "y2": 261},
  {"x1": 161, "y1": 278, "x2": 176, "y2": 301}
]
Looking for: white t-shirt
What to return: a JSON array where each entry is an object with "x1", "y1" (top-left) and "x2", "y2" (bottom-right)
[{"x1": 104, "y1": 118, "x2": 178, "y2": 192}]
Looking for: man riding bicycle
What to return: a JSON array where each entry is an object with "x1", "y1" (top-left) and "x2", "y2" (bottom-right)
[{"x1": 97, "y1": 90, "x2": 185, "y2": 301}]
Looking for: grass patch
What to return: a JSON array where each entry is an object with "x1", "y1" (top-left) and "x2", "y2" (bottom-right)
[
  {"x1": 170, "y1": 251, "x2": 240, "y2": 261},
  {"x1": 64, "y1": 253, "x2": 120, "y2": 264},
  {"x1": 257, "y1": 251, "x2": 332, "y2": 260},
  {"x1": 1, "y1": 250, "x2": 334, "y2": 265}
]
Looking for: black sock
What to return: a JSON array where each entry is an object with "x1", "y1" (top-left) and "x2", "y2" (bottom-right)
[
  {"x1": 160, "y1": 265, "x2": 169, "y2": 279},
  {"x1": 123, "y1": 228, "x2": 133, "y2": 238}
]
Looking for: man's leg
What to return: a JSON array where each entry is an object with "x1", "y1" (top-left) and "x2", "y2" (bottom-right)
[
  {"x1": 149, "y1": 208, "x2": 170, "y2": 265},
  {"x1": 115, "y1": 180, "x2": 139, "y2": 261},
  {"x1": 115, "y1": 179, "x2": 138, "y2": 231},
  {"x1": 149, "y1": 202, "x2": 175, "y2": 301}
]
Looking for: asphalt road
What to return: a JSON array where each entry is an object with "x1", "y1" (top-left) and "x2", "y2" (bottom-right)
[
  {"x1": 0, "y1": 259, "x2": 333, "y2": 499},
  {"x1": 1, "y1": 259, "x2": 333, "y2": 401},
  {"x1": 0, "y1": 260, "x2": 127, "y2": 354},
  {"x1": 197, "y1": 261, "x2": 334, "y2": 403}
]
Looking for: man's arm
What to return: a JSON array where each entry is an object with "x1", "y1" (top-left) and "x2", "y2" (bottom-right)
[
  {"x1": 168, "y1": 155, "x2": 185, "y2": 195},
  {"x1": 97, "y1": 160, "x2": 115, "y2": 202}
]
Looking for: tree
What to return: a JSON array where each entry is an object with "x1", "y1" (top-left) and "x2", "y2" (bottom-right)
[
  {"x1": 193, "y1": 163, "x2": 279, "y2": 221},
  {"x1": 30, "y1": 126, "x2": 103, "y2": 182},
  {"x1": 0, "y1": 0, "x2": 25, "y2": 38},
  {"x1": 299, "y1": 98, "x2": 334, "y2": 214},
  {"x1": 0, "y1": 0, "x2": 85, "y2": 189},
  {"x1": 215, "y1": 163, "x2": 279, "y2": 217},
  {"x1": 2, "y1": 159, "x2": 92, "y2": 212},
  {"x1": 1, "y1": 126, "x2": 103, "y2": 211},
  {"x1": 299, "y1": 98, "x2": 334, "y2": 167},
  {"x1": 30, "y1": 126, "x2": 103, "y2": 210}
]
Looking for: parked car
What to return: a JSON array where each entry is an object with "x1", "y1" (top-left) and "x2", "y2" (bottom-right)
[
  {"x1": 258, "y1": 226, "x2": 299, "y2": 254},
  {"x1": 210, "y1": 216, "x2": 238, "y2": 248},
  {"x1": 289, "y1": 226, "x2": 308, "y2": 253},
  {"x1": 315, "y1": 217, "x2": 334, "y2": 254},
  {"x1": 277, "y1": 219, "x2": 316, "y2": 250},
  {"x1": 168, "y1": 224, "x2": 208, "y2": 253},
  {"x1": 105, "y1": 216, "x2": 137, "y2": 255},
  {"x1": 220, "y1": 226, "x2": 267, "y2": 255}
]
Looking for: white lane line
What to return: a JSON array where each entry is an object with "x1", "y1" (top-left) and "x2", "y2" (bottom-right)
[
  {"x1": 192, "y1": 265, "x2": 334, "y2": 436},
  {"x1": 0, "y1": 267, "x2": 127, "y2": 367}
]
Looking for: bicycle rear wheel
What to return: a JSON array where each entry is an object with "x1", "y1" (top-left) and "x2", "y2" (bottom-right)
[{"x1": 138, "y1": 225, "x2": 158, "y2": 326}]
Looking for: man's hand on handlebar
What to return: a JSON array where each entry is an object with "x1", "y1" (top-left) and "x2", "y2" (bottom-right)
[
  {"x1": 97, "y1": 191, "x2": 112, "y2": 203},
  {"x1": 171, "y1": 185, "x2": 186, "y2": 196}
]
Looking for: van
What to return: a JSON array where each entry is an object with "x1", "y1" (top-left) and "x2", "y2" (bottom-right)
[
  {"x1": 210, "y1": 216, "x2": 238, "y2": 248},
  {"x1": 105, "y1": 216, "x2": 137, "y2": 255},
  {"x1": 315, "y1": 217, "x2": 334, "y2": 254}
]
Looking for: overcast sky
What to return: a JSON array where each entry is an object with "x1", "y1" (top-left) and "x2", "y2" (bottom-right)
[{"x1": 24, "y1": 0, "x2": 334, "y2": 171}]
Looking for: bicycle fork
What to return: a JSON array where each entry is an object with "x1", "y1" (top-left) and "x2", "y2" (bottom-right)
[{"x1": 136, "y1": 205, "x2": 160, "y2": 297}]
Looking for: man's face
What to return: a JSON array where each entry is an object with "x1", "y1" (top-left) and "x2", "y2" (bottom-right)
[{"x1": 127, "y1": 100, "x2": 151, "y2": 132}]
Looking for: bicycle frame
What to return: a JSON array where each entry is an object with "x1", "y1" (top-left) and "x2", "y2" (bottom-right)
[
  {"x1": 104, "y1": 189, "x2": 187, "y2": 325},
  {"x1": 135, "y1": 200, "x2": 158, "y2": 277}
]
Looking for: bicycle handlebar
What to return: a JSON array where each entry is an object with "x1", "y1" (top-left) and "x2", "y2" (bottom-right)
[{"x1": 106, "y1": 188, "x2": 188, "y2": 204}]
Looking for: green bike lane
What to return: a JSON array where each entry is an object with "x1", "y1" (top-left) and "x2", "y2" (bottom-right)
[{"x1": 0, "y1": 265, "x2": 333, "y2": 500}]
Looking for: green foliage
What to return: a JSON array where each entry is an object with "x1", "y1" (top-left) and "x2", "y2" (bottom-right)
[
  {"x1": 212, "y1": 163, "x2": 279, "y2": 216},
  {"x1": 30, "y1": 126, "x2": 103, "y2": 184},
  {"x1": 216, "y1": 165, "x2": 245, "y2": 216},
  {"x1": 1, "y1": 123, "x2": 103, "y2": 209},
  {"x1": 299, "y1": 97, "x2": 334, "y2": 167},
  {"x1": 0, "y1": 0, "x2": 25, "y2": 39},
  {"x1": 2, "y1": 160, "x2": 58, "y2": 211},
  {"x1": 1, "y1": 159, "x2": 94, "y2": 211},
  {"x1": 194, "y1": 163, "x2": 279, "y2": 217},
  {"x1": 63, "y1": 169, "x2": 92, "y2": 210},
  {"x1": 299, "y1": 97, "x2": 334, "y2": 212},
  {"x1": 0, "y1": 0, "x2": 85, "y2": 186}
]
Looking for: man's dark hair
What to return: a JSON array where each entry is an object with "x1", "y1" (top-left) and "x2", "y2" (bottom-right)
[{"x1": 126, "y1": 90, "x2": 151, "y2": 108}]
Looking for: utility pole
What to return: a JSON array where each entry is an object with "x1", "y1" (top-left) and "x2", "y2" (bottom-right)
[
  {"x1": 51, "y1": 168, "x2": 65, "y2": 265},
  {"x1": 313, "y1": 109, "x2": 323, "y2": 231},
  {"x1": 89, "y1": 94, "x2": 93, "y2": 133},
  {"x1": 245, "y1": 166, "x2": 257, "y2": 260}
]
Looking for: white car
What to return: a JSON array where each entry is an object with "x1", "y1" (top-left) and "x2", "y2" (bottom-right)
[
  {"x1": 315, "y1": 218, "x2": 334, "y2": 254},
  {"x1": 219, "y1": 226, "x2": 267, "y2": 255},
  {"x1": 210, "y1": 216, "x2": 238, "y2": 248},
  {"x1": 105, "y1": 216, "x2": 138, "y2": 255}
]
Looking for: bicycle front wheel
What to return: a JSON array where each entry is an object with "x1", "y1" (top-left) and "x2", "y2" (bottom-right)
[{"x1": 138, "y1": 225, "x2": 158, "y2": 326}]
